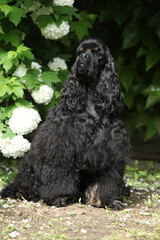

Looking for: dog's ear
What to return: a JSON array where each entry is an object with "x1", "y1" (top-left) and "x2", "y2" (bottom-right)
[
  {"x1": 95, "y1": 47, "x2": 123, "y2": 115},
  {"x1": 59, "y1": 65, "x2": 86, "y2": 112}
]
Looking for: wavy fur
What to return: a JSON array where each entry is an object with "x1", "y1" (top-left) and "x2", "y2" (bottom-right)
[{"x1": 1, "y1": 38, "x2": 130, "y2": 210}]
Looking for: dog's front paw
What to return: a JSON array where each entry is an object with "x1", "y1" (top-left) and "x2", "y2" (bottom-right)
[
  {"x1": 107, "y1": 200, "x2": 123, "y2": 211},
  {"x1": 0, "y1": 186, "x2": 19, "y2": 200},
  {"x1": 46, "y1": 196, "x2": 77, "y2": 207}
]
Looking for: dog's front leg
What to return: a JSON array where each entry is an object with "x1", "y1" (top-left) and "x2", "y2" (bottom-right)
[{"x1": 40, "y1": 167, "x2": 81, "y2": 207}]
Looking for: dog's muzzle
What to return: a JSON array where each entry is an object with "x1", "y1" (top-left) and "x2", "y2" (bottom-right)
[
  {"x1": 76, "y1": 53, "x2": 91, "y2": 77},
  {"x1": 77, "y1": 63, "x2": 88, "y2": 76}
]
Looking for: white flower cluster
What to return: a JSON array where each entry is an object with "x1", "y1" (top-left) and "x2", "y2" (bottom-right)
[
  {"x1": 0, "y1": 135, "x2": 30, "y2": 159},
  {"x1": 54, "y1": 0, "x2": 74, "y2": 6},
  {"x1": 13, "y1": 63, "x2": 27, "y2": 78},
  {"x1": 48, "y1": 57, "x2": 67, "y2": 72},
  {"x1": 31, "y1": 61, "x2": 42, "y2": 73},
  {"x1": 13, "y1": 61, "x2": 43, "y2": 82},
  {"x1": 9, "y1": 107, "x2": 41, "y2": 135},
  {"x1": 41, "y1": 21, "x2": 70, "y2": 40},
  {"x1": 31, "y1": 85, "x2": 54, "y2": 105},
  {"x1": 31, "y1": 61, "x2": 43, "y2": 82}
]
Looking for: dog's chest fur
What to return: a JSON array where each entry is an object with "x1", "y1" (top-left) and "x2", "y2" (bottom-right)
[{"x1": 85, "y1": 89, "x2": 99, "y2": 119}]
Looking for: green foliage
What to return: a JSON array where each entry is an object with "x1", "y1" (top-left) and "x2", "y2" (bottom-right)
[
  {"x1": 76, "y1": 0, "x2": 160, "y2": 141},
  {"x1": 125, "y1": 160, "x2": 160, "y2": 190},
  {"x1": 0, "y1": 160, "x2": 18, "y2": 187},
  {"x1": 0, "y1": 0, "x2": 95, "y2": 141}
]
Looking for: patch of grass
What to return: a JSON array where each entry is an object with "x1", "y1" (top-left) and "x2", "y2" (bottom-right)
[
  {"x1": 144, "y1": 193, "x2": 160, "y2": 208},
  {"x1": 0, "y1": 160, "x2": 18, "y2": 189},
  {"x1": 125, "y1": 160, "x2": 160, "y2": 191}
]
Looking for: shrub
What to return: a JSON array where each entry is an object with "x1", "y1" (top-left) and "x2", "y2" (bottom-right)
[
  {"x1": 76, "y1": 0, "x2": 160, "y2": 141},
  {"x1": 0, "y1": 0, "x2": 96, "y2": 158}
]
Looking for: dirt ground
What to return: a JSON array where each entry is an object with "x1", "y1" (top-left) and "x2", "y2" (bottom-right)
[
  {"x1": 0, "y1": 187, "x2": 160, "y2": 240},
  {"x1": 0, "y1": 160, "x2": 160, "y2": 240}
]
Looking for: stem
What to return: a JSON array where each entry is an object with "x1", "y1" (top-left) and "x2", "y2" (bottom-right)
[{"x1": 0, "y1": 65, "x2": 8, "y2": 78}]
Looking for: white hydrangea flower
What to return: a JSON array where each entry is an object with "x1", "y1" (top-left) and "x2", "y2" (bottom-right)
[
  {"x1": 31, "y1": 62, "x2": 42, "y2": 73},
  {"x1": 0, "y1": 135, "x2": 31, "y2": 159},
  {"x1": 31, "y1": 61, "x2": 43, "y2": 82},
  {"x1": 13, "y1": 63, "x2": 27, "y2": 78},
  {"x1": 41, "y1": 21, "x2": 70, "y2": 40},
  {"x1": 48, "y1": 57, "x2": 67, "y2": 72},
  {"x1": 31, "y1": 85, "x2": 54, "y2": 105},
  {"x1": 54, "y1": 0, "x2": 74, "y2": 6},
  {"x1": 8, "y1": 107, "x2": 41, "y2": 135}
]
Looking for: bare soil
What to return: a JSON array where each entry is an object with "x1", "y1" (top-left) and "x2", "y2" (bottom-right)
[{"x1": 0, "y1": 187, "x2": 160, "y2": 240}]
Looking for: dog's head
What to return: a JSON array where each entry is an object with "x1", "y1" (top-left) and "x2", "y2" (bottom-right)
[
  {"x1": 74, "y1": 38, "x2": 115, "y2": 83},
  {"x1": 61, "y1": 38, "x2": 122, "y2": 113}
]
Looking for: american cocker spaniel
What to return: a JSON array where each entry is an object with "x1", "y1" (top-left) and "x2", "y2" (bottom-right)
[{"x1": 1, "y1": 38, "x2": 130, "y2": 210}]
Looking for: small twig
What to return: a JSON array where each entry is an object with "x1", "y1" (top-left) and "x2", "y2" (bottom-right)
[{"x1": 0, "y1": 64, "x2": 8, "y2": 78}]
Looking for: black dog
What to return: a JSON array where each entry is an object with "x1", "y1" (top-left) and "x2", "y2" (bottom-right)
[{"x1": 1, "y1": 39, "x2": 130, "y2": 210}]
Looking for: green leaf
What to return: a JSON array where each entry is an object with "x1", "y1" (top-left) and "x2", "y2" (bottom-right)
[
  {"x1": 3, "y1": 29, "x2": 21, "y2": 47},
  {"x1": 136, "y1": 46, "x2": 148, "y2": 58},
  {"x1": 71, "y1": 20, "x2": 92, "y2": 41},
  {"x1": 136, "y1": 112, "x2": 150, "y2": 128},
  {"x1": 23, "y1": 0, "x2": 35, "y2": 8},
  {"x1": 58, "y1": 70, "x2": 69, "y2": 85},
  {"x1": 145, "y1": 120, "x2": 156, "y2": 141},
  {"x1": 152, "y1": 69, "x2": 160, "y2": 85},
  {"x1": 0, "y1": 122, "x2": 5, "y2": 131},
  {"x1": 148, "y1": 11, "x2": 160, "y2": 26},
  {"x1": 7, "y1": 84, "x2": 24, "y2": 98},
  {"x1": 88, "y1": 14, "x2": 97, "y2": 21},
  {"x1": 0, "y1": 49, "x2": 7, "y2": 63},
  {"x1": 54, "y1": 90, "x2": 61, "y2": 99},
  {"x1": 8, "y1": 6, "x2": 26, "y2": 26},
  {"x1": 0, "y1": 83, "x2": 7, "y2": 97},
  {"x1": 20, "y1": 50, "x2": 34, "y2": 60},
  {"x1": 3, "y1": 58, "x2": 13, "y2": 72},
  {"x1": 146, "y1": 51, "x2": 160, "y2": 71},
  {"x1": 22, "y1": 75, "x2": 40, "y2": 89},
  {"x1": 145, "y1": 91, "x2": 160, "y2": 109},
  {"x1": 12, "y1": 58, "x2": 19, "y2": 67},
  {"x1": 0, "y1": 24, "x2": 4, "y2": 34},
  {"x1": 41, "y1": 71, "x2": 61, "y2": 87},
  {"x1": 16, "y1": 44, "x2": 34, "y2": 60},
  {"x1": 53, "y1": 6, "x2": 78, "y2": 17},
  {"x1": 27, "y1": 69, "x2": 40, "y2": 79},
  {"x1": 36, "y1": 15, "x2": 53, "y2": 28},
  {"x1": 15, "y1": 99, "x2": 33, "y2": 108},
  {"x1": 2, "y1": 127, "x2": 15, "y2": 139},
  {"x1": 7, "y1": 51, "x2": 17, "y2": 59},
  {"x1": 143, "y1": 84, "x2": 160, "y2": 95},
  {"x1": 17, "y1": 44, "x2": 29, "y2": 53},
  {"x1": 0, "y1": 4, "x2": 12, "y2": 16},
  {"x1": 123, "y1": 93, "x2": 134, "y2": 109},
  {"x1": 125, "y1": 112, "x2": 138, "y2": 136},
  {"x1": 122, "y1": 25, "x2": 140, "y2": 49},
  {"x1": 153, "y1": 116, "x2": 160, "y2": 135},
  {"x1": 60, "y1": 37, "x2": 71, "y2": 47},
  {"x1": 118, "y1": 67, "x2": 134, "y2": 92},
  {"x1": 5, "y1": 105, "x2": 16, "y2": 118}
]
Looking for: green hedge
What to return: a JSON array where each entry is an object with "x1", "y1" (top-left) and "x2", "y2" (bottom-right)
[{"x1": 76, "y1": 0, "x2": 160, "y2": 141}]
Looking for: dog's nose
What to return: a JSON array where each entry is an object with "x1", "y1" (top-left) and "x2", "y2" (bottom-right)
[{"x1": 80, "y1": 53, "x2": 89, "y2": 60}]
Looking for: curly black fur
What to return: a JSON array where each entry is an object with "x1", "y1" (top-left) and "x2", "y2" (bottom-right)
[{"x1": 1, "y1": 39, "x2": 130, "y2": 210}]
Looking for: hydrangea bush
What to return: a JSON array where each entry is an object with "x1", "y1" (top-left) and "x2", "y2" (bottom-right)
[{"x1": 0, "y1": 0, "x2": 96, "y2": 158}]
